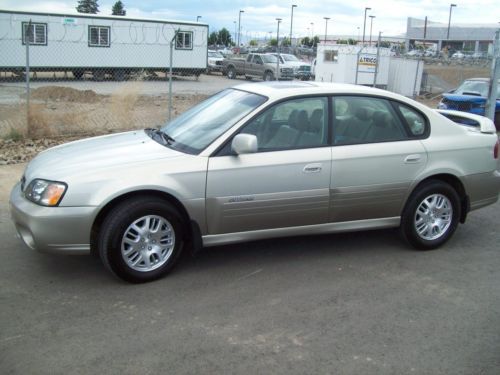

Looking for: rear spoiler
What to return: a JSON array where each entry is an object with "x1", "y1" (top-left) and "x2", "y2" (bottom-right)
[{"x1": 435, "y1": 109, "x2": 497, "y2": 134}]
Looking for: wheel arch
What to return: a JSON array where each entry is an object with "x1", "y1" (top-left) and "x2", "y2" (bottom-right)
[
  {"x1": 404, "y1": 173, "x2": 469, "y2": 223},
  {"x1": 90, "y1": 189, "x2": 198, "y2": 255}
]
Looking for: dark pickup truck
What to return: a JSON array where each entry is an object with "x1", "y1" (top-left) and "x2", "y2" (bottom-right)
[{"x1": 222, "y1": 53, "x2": 294, "y2": 81}]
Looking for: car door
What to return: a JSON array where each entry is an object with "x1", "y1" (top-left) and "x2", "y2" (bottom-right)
[
  {"x1": 206, "y1": 96, "x2": 332, "y2": 234},
  {"x1": 330, "y1": 96, "x2": 429, "y2": 222},
  {"x1": 249, "y1": 55, "x2": 263, "y2": 77}
]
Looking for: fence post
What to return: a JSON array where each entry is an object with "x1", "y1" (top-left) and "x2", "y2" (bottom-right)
[
  {"x1": 485, "y1": 30, "x2": 499, "y2": 122},
  {"x1": 168, "y1": 29, "x2": 180, "y2": 122},
  {"x1": 412, "y1": 59, "x2": 421, "y2": 99},
  {"x1": 373, "y1": 32, "x2": 381, "y2": 87},
  {"x1": 25, "y1": 19, "x2": 32, "y2": 135}
]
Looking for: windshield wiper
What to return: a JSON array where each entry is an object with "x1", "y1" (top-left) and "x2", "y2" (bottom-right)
[{"x1": 145, "y1": 128, "x2": 175, "y2": 146}]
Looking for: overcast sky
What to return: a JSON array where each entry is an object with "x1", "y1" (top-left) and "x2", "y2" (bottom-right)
[{"x1": 1, "y1": 0, "x2": 499, "y2": 40}]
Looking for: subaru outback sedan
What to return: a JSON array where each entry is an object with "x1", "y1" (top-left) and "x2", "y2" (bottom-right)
[{"x1": 10, "y1": 82, "x2": 500, "y2": 282}]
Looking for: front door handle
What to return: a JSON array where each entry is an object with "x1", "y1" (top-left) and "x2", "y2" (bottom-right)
[
  {"x1": 303, "y1": 163, "x2": 322, "y2": 173},
  {"x1": 404, "y1": 154, "x2": 422, "y2": 164}
]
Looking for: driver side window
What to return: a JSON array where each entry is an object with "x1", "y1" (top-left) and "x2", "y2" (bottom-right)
[{"x1": 239, "y1": 97, "x2": 329, "y2": 152}]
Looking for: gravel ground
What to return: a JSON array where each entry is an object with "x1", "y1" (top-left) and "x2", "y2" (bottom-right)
[{"x1": 1, "y1": 163, "x2": 500, "y2": 374}]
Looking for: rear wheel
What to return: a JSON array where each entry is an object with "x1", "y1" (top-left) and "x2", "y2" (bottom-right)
[
  {"x1": 263, "y1": 71, "x2": 274, "y2": 81},
  {"x1": 113, "y1": 69, "x2": 126, "y2": 81},
  {"x1": 227, "y1": 66, "x2": 236, "y2": 79},
  {"x1": 93, "y1": 69, "x2": 105, "y2": 81},
  {"x1": 98, "y1": 197, "x2": 185, "y2": 283},
  {"x1": 400, "y1": 180, "x2": 461, "y2": 250},
  {"x1": 245, "y1": 75, "x2": 252, "y2": 81},
  {"x1": 72, "y1": 70, "x2": 84, "y2": 80}
]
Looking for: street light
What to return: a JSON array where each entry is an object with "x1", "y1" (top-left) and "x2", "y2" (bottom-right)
[
  {"x1": 369, "y1": 15, "x2": 375, "y2": 46},
  {"x1": 233, "y1": 21, "x2": 237, "y2": 46},
  {"x1": 362, "y1": 7, "x2": 371, "y2": 45},
  {"x1": 196, "y1": 16, "x2": 201, "y2": 22},
  {"x1": 237, "y1": 10, "x2": 244, "y2": 51},
  {"x1": 357, "y1": 26, "x2": 360, "y2": 42},
  {"x1": 290, "y1": 5, "x2": 297, "y2": 47},
  {"x1": 276, "y1": 18, "x2": 282, "y2": 80},
  {"x1": 446, "y1": 4, "x2": 457, "y2": 40},
  {"x1": 323, "y1": 17, "x2": 330, "y2": 44}
]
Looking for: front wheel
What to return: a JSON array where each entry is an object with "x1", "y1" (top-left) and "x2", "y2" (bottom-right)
[
  {"x1": 400, "y1": 180, "x2": 461, "y2": 250},
  {"x1": 227, "y1": 67, "x2": 236, "y2": 79},
  {"x1": 98, "y1": 197, "x2": 185, "y2": 283}
]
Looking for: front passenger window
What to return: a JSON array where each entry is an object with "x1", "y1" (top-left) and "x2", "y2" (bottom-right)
[{"x1": 239, "y1": 97, "x2": 328, "y2": 151}]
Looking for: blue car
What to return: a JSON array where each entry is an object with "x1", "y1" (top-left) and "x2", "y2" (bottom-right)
[{"x1": 438, "y1": 78, "x2": 500, "y2": 131}]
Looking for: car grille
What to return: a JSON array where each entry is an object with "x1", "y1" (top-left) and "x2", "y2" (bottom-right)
[
  {"x1": 441, "y1": 98, "x2": 473, "y2": 112},
  {"x1": 298, "y1": 65, "x2": 311, "y2": 72},
  {"x1": 215, "y1": 61, "x2": 223, "y2": 66},
  {"x1": 281, "y1": 68, "x2": 294, "y2": 75}
]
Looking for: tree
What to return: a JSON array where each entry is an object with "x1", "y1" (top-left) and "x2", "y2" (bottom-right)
[
  {"x1": 76, "y1": 0, "x2": 99, "y2": 14},
  {"x1": 268, "y1": 38, "x2": 278, "y2": 47},
  {"x1": 218, "y1": 28, "x2": 232, "y2": 46},
  {"x1": 281, "y1": 37, "x2": 291, "y2": 47},
  {"x1": 249, "y1": 39, "x2": 258, "y2": 46},
  {"x1": 111, "y1": 1, "x2": 126, "y2": 16},
  {"x1": 208, "y1": 31, "x2": 218, "y2": 46},
  {"x1": 301, "y1": 36, "x2": 311, "y2": 47}
]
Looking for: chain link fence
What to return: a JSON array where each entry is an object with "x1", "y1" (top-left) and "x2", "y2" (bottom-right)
[{"x1": 1, "y1": 10, "x2": 498, "y2": 150}]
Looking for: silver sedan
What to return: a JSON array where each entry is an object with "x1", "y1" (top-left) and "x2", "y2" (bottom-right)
[{"x1": 10, "y1": 82, "x2": 500, "y2": 282}]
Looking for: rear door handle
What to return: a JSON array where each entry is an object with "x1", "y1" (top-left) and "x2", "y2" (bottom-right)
[
  {"x1": 404, "y1": 154, "x2": 422, "y2": 164},
  {"x1": 303, "y1": 163, "x2": 322, "y2": 173}
]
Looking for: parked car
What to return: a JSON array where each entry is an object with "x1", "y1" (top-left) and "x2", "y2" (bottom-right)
[
  {"x1": 451, "y1": 51, "x2": 465, "y2": 59},
  {"x1": 222, "y1": 53, "x2": 294, "y2": 81},
  {"x1": 268, "y1": 53, "x2": 312, "y2": 80},
  {"x1": 406, "y1": 49, "x2": 423, "y2": 57},
  {"x1": 207, "y1": 50, "x2": 224, "y2": 74},
  {"x1": 438, "y1": 78, "x2": 500, "y2": 130},
  {"x1": 10, "y1": 82, "x2": 500, "y2": 282}
]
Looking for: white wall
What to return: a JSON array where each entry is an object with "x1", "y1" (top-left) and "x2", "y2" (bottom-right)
[{"x1": 0, "y1": 11, "x2": 208, "y2": 69}]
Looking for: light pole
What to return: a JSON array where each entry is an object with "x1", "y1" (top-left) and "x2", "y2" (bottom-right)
[
  {"x1": 357, "y1": 26, "x2": 360, "y2": 42},
  {"x1": 362, "y1": 7, "x2": 371, "y2": 45},
  {"x1": 310, "y1": 22, "x2": 314, "y2": 39},
  {"x1": 446, "y1": 4, "x2": 457, "y2": 40},
  {"x1": 233, "y1": 21, "x2": 237, "y2": 46},
  {"x1": 323, "y1": 17, "x2": 330, "y2": 44},
  {"x1": 196, "y1": 16, "x2": 201, "y2": 22},
  {"x1": 237, "y1": 10, "x2": 244, "y2": 51},
  {"x1": 290, "y1": 5, "x2": 297, "y2": 47},
  {"x1": 369, "y1": 15, "x2": 375, "y2": 46},
  {"x1": 276, "y1": 18, "x2": 282, "y2": 80}
]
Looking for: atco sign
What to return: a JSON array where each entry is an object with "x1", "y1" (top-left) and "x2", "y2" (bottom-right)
[{"x1": 358, "y1": 54, "x2": 377, "y2": 73}]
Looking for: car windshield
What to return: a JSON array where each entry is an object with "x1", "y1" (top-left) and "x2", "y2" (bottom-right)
[
  {"x1": 160, "y1": 89, "x2": 266, "y2": 154},
  {"x1": 208, "y1": 52, "x2": 223, "y2": 58},
  {"x1": 262, "y1": 55, "x2": 278, "y2": 63},
  {"x1": 455, "y1": 80, "x2": 500, "y2": 98},
  {"x1": 282, "y1": 54, "x2": 299, "y2": 62}
]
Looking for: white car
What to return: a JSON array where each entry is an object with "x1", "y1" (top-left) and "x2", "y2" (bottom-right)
[
  {"x1": 10, "y1": 82, "x2": 500, "y2": 282},
  {"x1": 207, "y1": 50, "x2": 224, "y2": 73},
  {"x1": 268, "y1": 53, "x2": 312, "y2": 80}
]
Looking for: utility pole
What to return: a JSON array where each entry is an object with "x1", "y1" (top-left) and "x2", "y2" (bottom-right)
[
  {"x1": 276, "y1": 18, "x2": 282, "y2": 80},
  {"x1": 362, "y1": 7, "x2": 371, "y2": 45},
  {"x1": 446, "y1": 4, "x2": 457, "y2": 40},
  {"x1": 237, "y1": 10, "x2": 244, "y2": 52},
  {"x1": 369, "y1": 15, "x2": 375, "y2": 46},
  {"x1": 324, "y1": 17, "x2": 330, "y2": 44},
  {"x1": 290, "y1": 5, "x2": 297, "y2": 47}
]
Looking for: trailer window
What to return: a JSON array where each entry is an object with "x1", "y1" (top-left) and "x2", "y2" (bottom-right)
[
  {"x1": 176, "y1": 31, "x2": 193, "y2": 50},
  {"x1": 89, "y1": 26, "x2": 110, "y2": 47},
  {"x1": 22, "y1": 22, "x2": 47, "y2": 45}
]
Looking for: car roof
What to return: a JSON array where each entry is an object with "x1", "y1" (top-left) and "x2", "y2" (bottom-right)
[{"x1": 233, "y1": 81, "x2": 413, "y2": 103}]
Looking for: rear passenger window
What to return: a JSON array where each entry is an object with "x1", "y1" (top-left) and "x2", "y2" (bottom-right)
[
  {"x1": 396, "y1": 104, "x2": 427, "y2": 136},
  {"x1": 333, "y1": 96, "x2": 408, "y2": 145},
  {"x1": 239, "y1": 97, "x2": 329, "y2": 151}
]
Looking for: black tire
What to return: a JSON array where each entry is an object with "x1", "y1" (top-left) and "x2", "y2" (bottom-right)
[
  {"x1": 93, "y1": 69, "x2": 105, "y2": 81},
  {"x1": 400, "y1": 180, "x2": 461, "y2": 250},
  {"x1": 263, "y1": 71, "x2": 274, "y2": 81},
  {"x1": 98, "y1": 197, "x2": 185, "y2": 283},
  {"x1": 113, "y1": 69, "x2": 126, "y2": 81},
  {"x1": 227, "y1": 66, "x2": 236, "y2": 79},
  {"x1": 72, "y1": 70, "x2": 84, "y2": 80},
  {"x1": 245, "y1": 75, "x2": 252, "y2": 81}
]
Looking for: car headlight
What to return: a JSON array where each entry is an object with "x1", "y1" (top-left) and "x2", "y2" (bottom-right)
[
  {"x1": 437, "y1": 102, "x2": 448, "y2": 109},
  {"x1": 24, "y1": 179, "x2": 67, "y2": 206}
]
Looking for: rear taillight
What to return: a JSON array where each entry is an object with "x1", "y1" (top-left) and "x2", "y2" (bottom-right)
[{"x1": 494, "y1": 139, "x2": 499, "y2": 159}]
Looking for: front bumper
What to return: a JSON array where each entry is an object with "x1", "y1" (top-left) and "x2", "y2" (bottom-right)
[{"x1": 9, "y1": 182, "x2": 95, "y2": 254}]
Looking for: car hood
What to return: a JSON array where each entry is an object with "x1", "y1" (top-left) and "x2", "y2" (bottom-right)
[
  {"x1": 24, "y1": 130, "x2": 185, "y2": 182},
  {"x1": 442, "y1": 94, "x2": 486, "y2": 103},
  {"x1": 282, "y1": 61, "x2": 310, "y2": 68}
]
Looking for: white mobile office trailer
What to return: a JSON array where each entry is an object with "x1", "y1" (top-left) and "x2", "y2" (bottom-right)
[{"x1": 0, "y1": 9, "x2": 208, "y2": 80}]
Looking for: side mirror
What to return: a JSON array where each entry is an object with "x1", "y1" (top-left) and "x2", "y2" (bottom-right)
[{"x1": 231, "y1": 134, "x2": 258, "y2": 155}]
